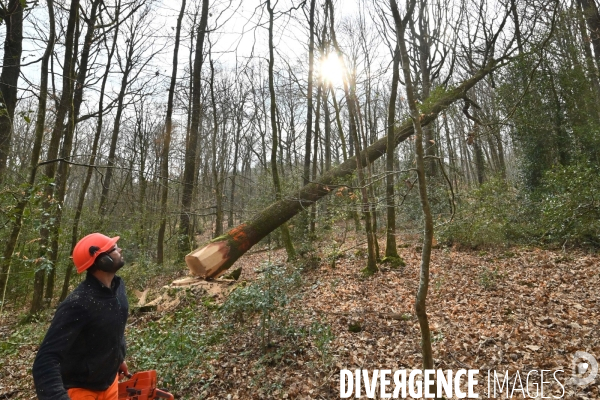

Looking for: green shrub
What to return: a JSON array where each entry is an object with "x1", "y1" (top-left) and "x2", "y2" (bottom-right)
[
  {"x1": 127, "y1": 301, "x2": 222, "y2": 391},
  {"x1": 439, "y1": 178, "x2": 527, "y2": 248},
  {"x1": 310, "y1": 320, "x2": 334, "y2": 365},
  {"x1": 538, "y1": 163, "x2": 600, "y2": 246},
  {"x1": 0, "y1": 318, "x2": 47, "y2": 359},
  {"x1": 221, "y1": 262, "x2": 303, "y2": 351}
]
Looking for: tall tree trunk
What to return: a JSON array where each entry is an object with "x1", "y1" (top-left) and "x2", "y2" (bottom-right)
[
  {"x1": 464, "y1": 94, "x2": 486, "y2": 184},
  {"x1": 276, "y1": 106, "x2": 285, "y2": 177},
  {"x1": 157, "y1": 0, "x2": 186, "y2": 264},
  {"x1": 414, "y1": 0, "x2": 437, "y2": 177},
  {"x1": 267, "y1": 0, "x2": 295, "y2": 259},
  {"x1": 304, "y1": 0, "x2": 316, "y2": 187},
  {"x1": 510, "y1": 0, "x2": 523, "y2": 54},
  {"x1": 179, "y1": 0, "x2": 209, "y2": 256},
  {"x1": 579, "y1": 0, "x2": 600, "y2": 73},
  {"x1": 576, "y1": 0, "x2": 600, "y2": 120},
  {"x1": 333, "y1": 92, "x2": 358, "y2": 230},
  {"x1": 442, "y1": 113, "x2": 459, "y2": 188},
  {"x1": 44, "y1": 8, "x2": 82, "y2": 303},
  {"x1": 0, "y1": 0, "x2": 54, "y2": 306},
  {"x1": 490, "y1": 92, "x2": 507, "y2": 179},
  {"x1": 385, "y1": 44, "x2": 401, "y2": 259},
  {"x1": 32, "y1": 0, "x2": 80, "y2": 314},
  {"x1": 98, "y1": 20, "x2": 136, "y2": 217},
  {"x1": 463, "y1": 130, "x2": 475, "y2": 186},
  {"x1": 228, "y1": 95, "x2": 242, "y2": 228},
  {"x1": 323, "y1": 86, "x2": 332, "y2": 171},
  {"x1": 134, "y1": 104, "x2": 148, "y2": 248},
  {"x1": 62, "y1": 4, "x2": 121, "y2": 302},
  {"x1": 310, "y1": 85, "x2": 322, "y2": 235},
  {"x1": 360, "y1": 92, "x2": 382, "y2": 259},
  {"x1": 391, "y1": 0, "x2": 435, "y2": 387},
  {"x1": 209, "y1": 54, "x2": 223, "y2": 238},
  {"x1": 354, "y1": 81, "x2": 380, "y2": 261},
  {"x1": 330, "y1": 85, "x2": 348, "y2": 161},
  {"x1": 472, "y1": 134, "x2": 485, "y2": 185},
  {"x1": 328, "y1": 0, "x2": 377, "y2": 275},
  {"x1": 0, "y1": 0, "x2": 23, "y2": 182},
  {"x1": 186, "y1": 60, "x2": 499, "y2": 279},
  {"x1": 299, "y1": 0, "x2": 317, "y2": 238},
  {"x1": 46, "y1": 0, "x2": 102, "y2": 302}
]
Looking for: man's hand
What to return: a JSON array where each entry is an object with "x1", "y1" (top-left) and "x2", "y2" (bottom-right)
[{"x1": 118, "y1": 361, "x2": 131, "y2": 379}]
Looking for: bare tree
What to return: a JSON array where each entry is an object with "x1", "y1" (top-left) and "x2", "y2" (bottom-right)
[
  {"x1": 327, "y1": 0, "x2": 378, "y2": 275},
  {"x1": 98, "y1": 3, "x2": 159, "y2": 217},
  {"x1": 578, "y1": 0, "x2": 600, "y2": 72},
  {"x1": 179, "y1": 0, "x2": 209, "y2": 256},
  {"x1": 184, "y1": 0, "x2": 539, "y2": 281},
  {"x1": 0, "y1": 0, "x2": 23, "y2": 182},
  {"x1": 31, "y1": 0, "x2": 80, "y2": 314},
  {"x1": 390, "y1": 0, "x2": 435, "y2": 384},
  {"x1": 45, "y1": 0, "x2": 106, "y2": 303},
  {"x1": 385, "y1": 42, "x2": 401, "y2": 260},
  {"x1": 267, "y1": 0, "x2": 296, "y2": 259},
  {"x1": 157, "y1": 0, "x2": 186, "y2": 264},
  {"x1": 62, "y1": 0, "x2": 123, "y2": 301},
  {"x1": 0, "y1": 0, "x2": 54, "y2": 306}
]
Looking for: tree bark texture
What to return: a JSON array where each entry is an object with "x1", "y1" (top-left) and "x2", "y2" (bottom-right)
[
  {"x1": 157, "y1": 0, "x2": 186, "y2": 264},
  {"x1": 579, "y1": 0, "x2": 600, "y2": 74},
  {"x1": 310, "y1": 85, "x2": 322, "y2": 235},
  {"x1": 46, "y1": 0, "x2": 101, "y2": 302},
  {"x1": 209, "y1": 54, "x2": 224, "y2": 238},
  {"x1": 179, "y1": 0, "x2": 209, "y2": 256},
  {"x1": 414, "y1": 1, "x2": 437, "y2": 177},
  {"x1": 303, "y1": 0, "x2": 316, "y2": 187},
  {"x1": 62, "y1": 3, "x2": 121, "y2": 301},
  {"x1": 385, "y1": 44, "x2": 401, "y2": 259},
  {"x1": 32, "y1": 0, "x2": 80, "y2": 314},
  {"x1": 0, "y1": 0, "x2": 53, "y2": 305},
  {"x1": 0, "y1": 0, "x2": 23, "y2": 182},
  {"x1": 267, "y1": 0, "x2": 295, "y2": 259},
  {"x1": 392, "y1": 0, "x2": 435, "y2": 383},
  {"x1": 327, "y1": 0, "x2": 378, "y2": 274}
]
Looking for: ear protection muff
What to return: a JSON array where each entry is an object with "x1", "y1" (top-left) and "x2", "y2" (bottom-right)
[{"x1": 89, "y1": 246, "x2": 115, "y2": 272}]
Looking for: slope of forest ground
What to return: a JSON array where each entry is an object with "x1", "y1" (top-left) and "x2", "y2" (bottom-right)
[{"x1": 1, "y1": 234, "x2": 599, "y2": 399}]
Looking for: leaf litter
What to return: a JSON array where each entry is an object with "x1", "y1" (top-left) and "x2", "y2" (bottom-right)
[{"x1": 1, "y1": 241, "x2": 599, "y2": 399}]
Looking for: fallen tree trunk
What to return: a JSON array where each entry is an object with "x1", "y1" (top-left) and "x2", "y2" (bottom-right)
[{"x1": 186, "y1": 61, "x2": 499, "y2": 279}]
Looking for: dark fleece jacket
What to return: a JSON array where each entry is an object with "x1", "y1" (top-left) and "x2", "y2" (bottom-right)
[{"x1": 32, "y1": 272, "x2": 128, "y2": 400}]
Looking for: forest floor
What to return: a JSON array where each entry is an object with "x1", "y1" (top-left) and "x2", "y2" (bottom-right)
[{"x1": 1, "y1": 234, "x2": 599, "y2": 399}]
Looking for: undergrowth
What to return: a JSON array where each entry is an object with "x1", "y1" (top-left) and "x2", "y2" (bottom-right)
[
  {"x1": 126, "y1": 260, "x2": 335, "y2": 397},
  {"x1": 438, "y1": 168, "x2": 600, "y2": 250},
  {"x1": 126, "y1": 294, "x2": 223, "y2": 392}
]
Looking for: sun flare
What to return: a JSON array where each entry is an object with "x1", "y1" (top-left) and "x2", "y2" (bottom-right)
[{"x1": 319, "y1": 53, "x2": 344, "y2": 87}]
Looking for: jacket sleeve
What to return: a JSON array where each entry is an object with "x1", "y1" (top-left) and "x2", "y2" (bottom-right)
[{"x1": 32, "y1": 297, "x2": 89, "y2": 400}]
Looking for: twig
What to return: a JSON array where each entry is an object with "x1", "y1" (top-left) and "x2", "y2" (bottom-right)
[{"x1": 448, "y1": 351, "x2": 473, "y2": 369}]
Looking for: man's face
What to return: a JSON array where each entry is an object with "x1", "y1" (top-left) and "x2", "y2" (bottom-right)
[{"x1": 104, "y1": 246, "x2": 125, "y2": 273}]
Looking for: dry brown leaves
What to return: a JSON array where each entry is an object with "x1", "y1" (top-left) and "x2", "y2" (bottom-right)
[
  {"x1": 198, "y1": 242, "x2": 600, "y2": 399},
  {"x1": 2, "y1": 242, "x2": 599, "y2": 399}
]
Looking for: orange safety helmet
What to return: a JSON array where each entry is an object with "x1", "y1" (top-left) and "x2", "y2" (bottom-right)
[{"x1": 73, "y1": 233, "x2": 120, "y2": 273}]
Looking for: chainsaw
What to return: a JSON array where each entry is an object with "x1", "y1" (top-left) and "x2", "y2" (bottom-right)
[{"x1": 118, "y1": 370, "x2": 174, "y2": 400}]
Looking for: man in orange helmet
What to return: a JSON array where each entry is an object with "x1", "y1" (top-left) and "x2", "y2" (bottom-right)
[{"x1": 33, "y1": 233, "x2": 130, "y2": 400}]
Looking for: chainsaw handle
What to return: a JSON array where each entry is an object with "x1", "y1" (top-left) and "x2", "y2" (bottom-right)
[
  {"x1": 119, "y1": 370, "x2": 132, "y2": 379},
  {"x1": 154, "y1": 388, "x2": 174, "y2": 400}
]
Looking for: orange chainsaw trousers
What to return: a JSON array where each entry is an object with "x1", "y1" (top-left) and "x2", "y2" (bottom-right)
[{"x1": 67, "y1": 375, "x2": 119, "y2": 400}]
